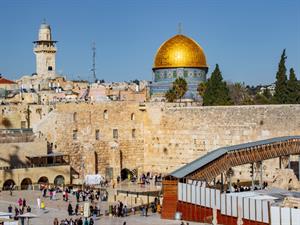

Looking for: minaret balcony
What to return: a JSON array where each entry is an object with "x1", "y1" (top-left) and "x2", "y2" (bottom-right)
[{"x1": 34, "y1": 46, "x2": 57, "y2": 53}]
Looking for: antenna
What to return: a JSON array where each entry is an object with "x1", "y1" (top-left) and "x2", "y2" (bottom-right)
[
  {"x1": 178, "y1": 22, "x2": 182, "y2": 34},
  {"x1": 91, "y1": 42, "x2": 97, "y2": 83}
]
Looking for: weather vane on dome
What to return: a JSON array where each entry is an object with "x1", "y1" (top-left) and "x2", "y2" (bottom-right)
[
  {"x1": 42, "y1": 18, "x2": 47, "y2": 24},
  {"x1": 178, "y1": 22, "x2": 182, "y2": 34}
]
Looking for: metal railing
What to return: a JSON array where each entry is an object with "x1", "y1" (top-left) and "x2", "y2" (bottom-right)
[{"x1": 0, "y1": 163, "x2": 69, "y2": 171}]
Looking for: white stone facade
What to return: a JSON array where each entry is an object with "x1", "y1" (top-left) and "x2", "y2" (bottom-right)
[{"x1": 33, "y1": 23, "x2": 56, "y2": 77}]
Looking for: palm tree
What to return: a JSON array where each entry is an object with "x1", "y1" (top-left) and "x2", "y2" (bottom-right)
[{"x1": 173, "y1": 77, "x2": 187, "y2": 102}]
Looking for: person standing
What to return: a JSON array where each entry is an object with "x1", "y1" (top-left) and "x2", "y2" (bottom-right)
[
  {"x1": 41, "y1": 200, "x2": 45, "y2": 210},
  {"x1": 53, "y1": 218, "x2": 59, "y2": 225},
  {"x1": 68, "y1": 203, "x2": 73, "y2": 216},
  {"x1": 37, "y1": 196, "x2": 41, "y2": 209},
  {"x1": 18, "y1": 198, "x2": 23, "y2": 208}
]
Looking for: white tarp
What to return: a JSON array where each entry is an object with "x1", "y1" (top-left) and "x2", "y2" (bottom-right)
[{"x1": 84, "y1": 174, "x2": 104, "y2": 185}]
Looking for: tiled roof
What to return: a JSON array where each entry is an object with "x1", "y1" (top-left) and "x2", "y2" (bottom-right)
[{"x1": 0, "y1": 77, "x2": 16, "y2": 84}]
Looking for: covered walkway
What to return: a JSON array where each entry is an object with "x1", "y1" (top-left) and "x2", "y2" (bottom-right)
[{"x1": 169, "y1": 136, "x2": 300, "y2": 182}]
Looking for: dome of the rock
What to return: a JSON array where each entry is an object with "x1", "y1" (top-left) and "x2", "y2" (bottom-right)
[{"x1": 153, "y1": 34, "x2": 207, "y2": 69}]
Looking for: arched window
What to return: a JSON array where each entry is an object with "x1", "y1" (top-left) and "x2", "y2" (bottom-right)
[
  {"x1": 73, "y1": 112, "x2": 77, "y2": 122},
  {"x1": 54, "y1": 175, "x2": 65, "y2": 186},
  {"x1": 21, "y1": 178, "x2": 33, "y2": 190},
  {"x1": 132, "y1": 129, "x2": 136, "y2": 138},
  {"x1": 3, "y1": 179, "x2": 15, "y2": 190},
  {"x1": 103, "y1": 110, "x2": 108, "y2": 120},
  {"x1": 38, "y1": 177, "x2": 49, "y2": 185},
  {"x1": 131, "y1": 113, "x2": 135, "y2": 121}
]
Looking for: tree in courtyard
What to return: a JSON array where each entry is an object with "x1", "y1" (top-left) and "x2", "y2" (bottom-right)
[
  {"x1": 286, "y1": 68, "x2": 300, "y2": 104},
  {"x1": 273, "y1": 49, "x2": 288, "y2": 103},
  {"x1": 203, "y1": 64, "x2": 232, "y2": 105}
]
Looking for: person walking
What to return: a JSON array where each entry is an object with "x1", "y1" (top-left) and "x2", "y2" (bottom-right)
[
  {"x1": 53, "y1": 218, "x2": 59, "y2": 225},
  {"x1": 89, "y1": 218, "x2": 94, "y2": 225}
]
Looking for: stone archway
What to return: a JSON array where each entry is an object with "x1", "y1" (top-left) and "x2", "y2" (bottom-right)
[
  {"x1": 54, "y1": 175, "x2": 65, "y2": 186},
  {"x1": 20, "y1": 178, "x2": 33, "y2": 190},
  {"x1": 3, "y1": 179, "x2": 15, "y2": 190},
  {"x1": 121, "y1": 168, "x2": 133, "y2": 181},
  {"x1": 38, "y1": 176, "x2": 49, "y2": 184}
]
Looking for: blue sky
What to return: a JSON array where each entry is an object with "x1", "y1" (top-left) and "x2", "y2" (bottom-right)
[{"x1": 0, "y1": 0, "x2": 299, "y2": 85}]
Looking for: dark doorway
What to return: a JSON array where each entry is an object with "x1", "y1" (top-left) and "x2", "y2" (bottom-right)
[{"x1": 121, "y1": 168, "x2": 133, "y2": 181}]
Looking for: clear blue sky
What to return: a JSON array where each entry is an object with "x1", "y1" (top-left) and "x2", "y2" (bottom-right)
[{"x1": 0, "y1": 0, "x2": 299, "y2": 85}]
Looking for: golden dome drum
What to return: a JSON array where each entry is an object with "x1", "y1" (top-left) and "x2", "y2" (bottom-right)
[{"x1": 153, "y1": 34, "x2": 207, "y2": 69}]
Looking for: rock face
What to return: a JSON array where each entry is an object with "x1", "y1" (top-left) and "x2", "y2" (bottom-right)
[
  {"x1": 268, "y1": 169, "x2": 300, "y2": 191},
  {"x1": 1, "y1": 103, "x2": 300, "y2": 180}
]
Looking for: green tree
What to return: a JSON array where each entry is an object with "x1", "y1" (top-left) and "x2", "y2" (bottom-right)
[
  {"x1": 165, "y1": 88, "x2": 177, "y2": 102},
  {"x1": 203, "y1": 64, "x2": 232, "y2": 106},
  {"x1": 228, "y1": 82, "x2": 250, "y2": 105},
  {"x1": 287, "y1": 68, "x2": 300, "y2": 103},
  {"x1": 262, "y1": 88, "x2": 272, "y2": 100},
  {"x1": 197, "y1": 82, "x2": 207, "y2": 97},
  {"x1": 254, "y1": 93, "x2": 271, "y2": 105},
  {"x1": 274, "y1": 49, "x2": 288, "y2": 103},
  {"x1": 173, "y1": 77, "x2": 188, "y2": 101}
]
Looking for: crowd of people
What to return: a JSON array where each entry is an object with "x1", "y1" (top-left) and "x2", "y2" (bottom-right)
[
  {"x1": 6, "y1": 197, "x2": 33, "y2": 224},
  {"x1": 4, "y1": 179, "x2": 162, "y2": 225},
  {"x1": 53, "y1": 217, "x2": 94, "y2": 225}
]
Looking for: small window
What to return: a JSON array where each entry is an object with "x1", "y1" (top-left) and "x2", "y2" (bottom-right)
[
  {"x1": 173, "y1": 70, "x2": 177, "y2": 78},
  {"x1": 132, "y1": 129, "x2": 136, "y2": 138},
  {"x1": 113, "y1": 129, "x2": 118, "y2": 139},
  {"x1": 73, "y1": 130, "x2": 78, "y2": 140},
  {"x1": 183, "y1": 70, "x2": 188, "y2": 78},
  {"x1": 131, "y1": 113, "x2": 135, "y2": 121},
  {"x1": 48, "y1": 66, "x2": 53, "y2": 71},
  {"x1": 103, "y1": 110, "x2": 108, "y2": 120},
  {"x1": 95, "y1": 129, "x2": 100, "y2": 140},
  {"x1": 73, "y1": 112, "x2": 77, "y2": 122}
]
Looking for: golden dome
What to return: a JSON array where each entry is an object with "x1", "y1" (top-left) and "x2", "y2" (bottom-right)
[{"x1": 153, "y1": 34, "x2": 207, "y2": 69}]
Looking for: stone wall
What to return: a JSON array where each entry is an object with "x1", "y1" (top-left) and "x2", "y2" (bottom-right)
[
  {"x1": 143, "y1": 104, "x2": 300, "y2": 174},
  {"x1": 33, "y1": 102, "x2": 300, "y2": 180}
]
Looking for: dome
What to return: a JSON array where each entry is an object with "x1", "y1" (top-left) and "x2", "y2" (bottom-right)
[
  {"x1": 40, "y1": 23, "x2": 50, "y2": 29},
  {"x1": 153, "y1": 34, "x2": 207, "y2": 69}
]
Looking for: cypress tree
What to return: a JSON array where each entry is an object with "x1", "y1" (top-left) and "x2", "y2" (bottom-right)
[
  {"x1": 287, "y1": 68, "x2": 300, "y2": 103},
  {"x1": 203, "y1": 64, "x2": 232, "y2": 106},
  {"x1": 274, "y1": 49, "x2": 288, "y2": 103}
]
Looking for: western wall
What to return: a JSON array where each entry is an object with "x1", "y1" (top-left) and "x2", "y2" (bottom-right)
[
  {"x1": 1, "y1": 103, "x2": 299, "y2": 182},
  {"x1": 25, "y1": 103, "x2": 299, "y2": 181}
]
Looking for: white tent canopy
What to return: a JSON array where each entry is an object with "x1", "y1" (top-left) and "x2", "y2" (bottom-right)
[{"x1": 84, "y1": 174, "x2": 105, "y2": 185}]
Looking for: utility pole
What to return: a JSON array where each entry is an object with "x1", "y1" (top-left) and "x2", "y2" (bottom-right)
[{"x1": 91, "y1": 42, "x2": 97, "y2": 83}]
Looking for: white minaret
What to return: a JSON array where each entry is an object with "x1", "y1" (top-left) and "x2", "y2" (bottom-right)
[{"x1": 33, "y1": 21, "x2": 57, "y2": 77}]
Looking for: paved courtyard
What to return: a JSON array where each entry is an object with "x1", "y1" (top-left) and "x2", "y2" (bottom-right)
[{"x1": 0, "y1": 190, "x2": 206, "y2": 225}]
